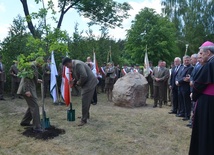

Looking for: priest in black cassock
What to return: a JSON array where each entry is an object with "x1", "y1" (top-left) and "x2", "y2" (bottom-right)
[{"x1": 189, "y1": 41, "x2": 214, "y2": 155}]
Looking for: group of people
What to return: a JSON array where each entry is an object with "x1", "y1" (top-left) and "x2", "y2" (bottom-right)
[
  {"x1": 163, "y1": 41, "x2": 214, "y2": 155},
  {"x1": 2, "y1": 41, "x2": 214, "y2": 154}
]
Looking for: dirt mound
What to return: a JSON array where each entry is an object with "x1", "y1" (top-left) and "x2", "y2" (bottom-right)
[{"x1": 22, "y1": 126, "x2": 65, "y2": 140}]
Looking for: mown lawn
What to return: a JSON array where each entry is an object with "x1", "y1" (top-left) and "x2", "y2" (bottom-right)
[{"x1": 0, "y1": 93, "x2": 191, "y2": 155}]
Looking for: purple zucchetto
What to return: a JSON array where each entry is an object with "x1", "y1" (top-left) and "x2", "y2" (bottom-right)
[{"x1": 199, "y1": 41, "x2": 214, "y2": 49}]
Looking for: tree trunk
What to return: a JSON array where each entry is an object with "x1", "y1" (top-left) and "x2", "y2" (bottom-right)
[{"x1": 20, "y1": 0, "x2": 38, "y2": 38}]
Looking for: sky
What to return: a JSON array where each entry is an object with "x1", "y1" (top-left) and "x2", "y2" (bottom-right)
[{"x1": 0, "y1": 0, "x2": 162, "y2": 42}]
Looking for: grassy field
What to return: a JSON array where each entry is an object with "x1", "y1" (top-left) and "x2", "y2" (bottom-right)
[{"x1": 0, "y1": 93, "x2": 191, "y2": 155}]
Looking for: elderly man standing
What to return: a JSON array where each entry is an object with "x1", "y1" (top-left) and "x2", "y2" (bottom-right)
[
  {"x1": 62, "y1": 57, "x2": 98, "y2": 126},
  {"x1": 151, "y1": 60, "x2": 169, "y2": 108},
  {"x1": 189, "y1": 41, "x2": 214, "y2": 155},
  {"x1": 175, "y1": 55, "x2": 193, "y2": 120},
  {"x1": 168, "y1": 57, "x2": 182, "y2": 114}
]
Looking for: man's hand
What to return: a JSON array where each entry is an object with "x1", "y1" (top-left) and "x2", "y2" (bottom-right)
[
  {"x1": 69, "y1": 78, "x2": 76, "y2": 87},
  {"x1": 190, "y1": 81, "x2": 193, "y2": 87},
  {"x1": 155, "y1": 78, "x2": 160, "y2": 81},
  {"x1": 175, "y1": 81, "x2": 179, "y2": 86},
  {"x1": 184, "y1": 75, "x2": 190, "y2": 82},
  {"x1": 76, "y1": 81, "x2": 80, "y2": 86},
  {"x1": 25, "y1": 91, "x2": 32, "y2": 97}
]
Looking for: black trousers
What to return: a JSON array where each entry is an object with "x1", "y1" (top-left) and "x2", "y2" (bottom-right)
[
  {"x1": 172, "y1": 87, "x2": 179, "y2": 113},
  {"x1": 0, "y1": 81, "x2": 4, "y2": 99},
  {"x1": 92, "y1": 87, "x2": 97, "y2": 103}
]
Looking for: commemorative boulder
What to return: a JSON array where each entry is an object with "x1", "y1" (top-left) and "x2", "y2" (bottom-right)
[{"x1": 112, "y1": 72, "x2": 148, "y2": 108}]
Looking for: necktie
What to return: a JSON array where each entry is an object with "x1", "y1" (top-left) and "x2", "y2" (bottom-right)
[{"x1": 175, "y1": 66, "x2": 178, "y2": 72}]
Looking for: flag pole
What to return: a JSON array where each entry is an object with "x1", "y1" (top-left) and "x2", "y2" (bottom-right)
[
  {"x1": 67, "y1": 71, "x2": 75, "y2": 122},
  {"x1": 55, "y1": 79, "x2": 65, "y2": 105}
]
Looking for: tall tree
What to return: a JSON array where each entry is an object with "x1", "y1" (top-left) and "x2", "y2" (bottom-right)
[
  {"x1": 125, "y1": 8, "x2": 179, "y2": 66},
  {"x1": 162, "y1": 0, "x2": 214, "y2": 54},
  {"x1": 20, "y1": 0, "x2": 131, "y2": 38}
]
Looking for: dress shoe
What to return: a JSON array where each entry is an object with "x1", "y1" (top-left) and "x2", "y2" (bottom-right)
[
  {"x1": 33, "y1": 128, "x2": 44, "y2": 133},
  {"x1": 0, "y1": 98, "x2": 6, "y2": 100},
  {"x1": 159, "y1": 105, "x2": 162, "y2": 108},
  {"x1": 153, "y1": 105, "x2": 157, "y2": 108},
  {"x1": 168, "y1": 111, "x2": 177, "y2": 114},
  {"x1": 20, "y1": 122, "x2": 33, "y2": 126},
  {"x1": 186, "y1": 123, "x2": 192, "y2": 127},
  {"x1": 78, "y1": 121, "x2": 86, "y2": 126},
  {"x1": 18, "y1": 96, "x2": 23, "y2": 99},
  {"x1": 176, "y1": 114, "x2": 185, "y2": 117},
  {"x1": 91, "y1": 102, "x2": 97, "y2": 105},
  {"x1": 182, "y1": 117, "x2": 190, "y2": 121}
]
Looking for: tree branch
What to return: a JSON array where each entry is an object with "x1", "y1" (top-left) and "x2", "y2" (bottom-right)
[
  {"x1": 20, "y1": 0, "x2": 38, "y2": 38},
  {"x1": 57, "y1": 0, "x2": 81, "y2": 29}
]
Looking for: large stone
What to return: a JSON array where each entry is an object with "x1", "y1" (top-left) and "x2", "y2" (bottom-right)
[{"x1": 113, "y1": 72, "x2": 148, "y2": 107}]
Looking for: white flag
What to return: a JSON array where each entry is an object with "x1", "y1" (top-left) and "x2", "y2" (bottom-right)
[
  {"x1": 50, "y1": 51, "x2": 58, "y2": 102},
  {"x1": 144, "y1": 52, "x2": 150, "y2": 77}
]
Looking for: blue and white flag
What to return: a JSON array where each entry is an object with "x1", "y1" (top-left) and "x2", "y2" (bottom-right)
[{"x1": 50, "y1": 51, "x2": 58, "y2": 102}]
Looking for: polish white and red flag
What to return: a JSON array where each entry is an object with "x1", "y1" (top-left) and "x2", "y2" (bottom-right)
[{"x1": 61, "y1": 66, "x2": 72, "y2": 106}]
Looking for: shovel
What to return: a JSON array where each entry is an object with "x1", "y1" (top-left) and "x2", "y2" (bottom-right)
[
  {"x1": 67, "y1": 103, "x2": 75, "y2": 121},
  {"x1": 67, "y1": 86, "x2": 75, "y2": 121},
  {"x1": 41, "y1": 82, "x2": 50, "y2": 129}
]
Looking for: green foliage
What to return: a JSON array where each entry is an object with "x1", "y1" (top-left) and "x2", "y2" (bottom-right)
[
  {"x1": 163, "y1": 0, "x2": 214, "y2": 55},
  {"x1": 75, "y1": 0, "x2": 132, "y2": 28},
  {"x1": 47, "y1": 29, "x2": 69, "y2": 55},
  {"x1": 17, "y1": 53, "x2": 45, "y2": 79},
  {"x1": 125, "y1": 7, "x2": 179, "y2": 66}
]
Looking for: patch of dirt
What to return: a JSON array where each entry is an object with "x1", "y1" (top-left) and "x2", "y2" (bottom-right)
[{"x1": 22, "y1": 126, "x2": 65, "y2": 140}]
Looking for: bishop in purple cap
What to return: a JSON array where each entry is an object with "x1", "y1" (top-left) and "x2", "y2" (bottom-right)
[{"x1": 189, "y1": 41, "x2": 214, "y2": 155}]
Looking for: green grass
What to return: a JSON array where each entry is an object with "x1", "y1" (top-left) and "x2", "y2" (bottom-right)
[{"x1": 0, "y1": 93, "x2": 191, "y2": 155}]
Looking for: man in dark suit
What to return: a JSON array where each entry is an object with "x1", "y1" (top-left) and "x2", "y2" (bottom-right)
[
  {"x1": 17, "y1": 57, "x2": 43, "y2": 132},
  {"x1": 151, "y1": 60, "x2": 169, "y2": 108},
  {"x1": 0, "y1": 56, "x2": 6, "y2": 100},
  {"x1": 62, "y1": 57, "x2": 98, "y2": 126},
  {"x1": 168, "y1": 57, "x2": 182, "y2": 114},
  {"x1": 9, "y1": 61, "x2": 21, "y2": 99},
  {"x1": 187, "y1": 53, "x2": 203, "y2": 127},
  {"x1": 175, "y1": 55, "x2": 193, "y2": 120}
]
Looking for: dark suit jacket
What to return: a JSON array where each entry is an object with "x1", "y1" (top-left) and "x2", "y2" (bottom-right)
[
  {"x1": 170, "y1": 65, "x2": 182, "y2": 90},
  {"x1": 176, "y1": 64, "x2": 193, "y2": 91},
  {"x1": 72, "y1": 60, "x2": 98, "y2": 94}
]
